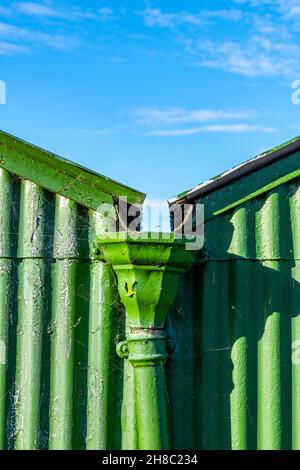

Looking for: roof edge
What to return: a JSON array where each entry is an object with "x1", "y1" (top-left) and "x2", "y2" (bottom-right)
[
  {"x1": 0, "y1": 130, "x2": 145, "y2": 207},
  {"x1": 168, "y1": 135, "x2": 300, "y2": 205}
]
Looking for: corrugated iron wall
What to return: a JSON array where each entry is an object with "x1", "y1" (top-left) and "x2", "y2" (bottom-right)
[
  {"x1": 167, "y1": 178, "x2": 300, "y2": 450},
  {"x1": 0, "y1": 168, "x2": 125, "y2": 450},
  {"x1": 2, "y1": 160, "x2": 300, "y2": 450}
]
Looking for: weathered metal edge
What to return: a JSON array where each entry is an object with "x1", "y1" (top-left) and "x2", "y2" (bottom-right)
[
  {"x1": 168, "y1": 135, "x2": 300, "y2": 204},
  {"x1": 0, "y1": 130, "x2": 146, "y2": 207}
]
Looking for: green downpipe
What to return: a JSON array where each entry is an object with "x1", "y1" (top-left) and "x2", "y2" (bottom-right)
[
  {"x1": 134, "y1": 364, "x2": 170, "y2": 449},
  {"x1": 119, "y1": 330, "x2": 171, "y2": 450},
  {"x1": 121, "y1": 360, "x2": 138, "y2": 450},
  {"x1": 95, "y1": 233, "x2": 199, "y2": 451}
]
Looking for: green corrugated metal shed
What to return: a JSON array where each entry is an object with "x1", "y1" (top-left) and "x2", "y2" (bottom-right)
[
  {"x1": 0, "y1": 130, "x2": 145, "y2": 450},
  {"x1": 168, "y1": 136, "x2": 300, "y2": 449},
  {"x1": 2, "y1": 128, "x2": 300, "y2": 450}
]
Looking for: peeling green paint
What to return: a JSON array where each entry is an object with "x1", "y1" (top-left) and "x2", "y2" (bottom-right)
[{"x1": 96, "y1": 233, "x2": 199, "y2": 449}]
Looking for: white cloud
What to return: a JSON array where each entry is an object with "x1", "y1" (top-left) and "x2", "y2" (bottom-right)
[
  {"x1": 195, "y1": 37, "x2": 300, "y2": 77},
  {"x1": 131, "y1": 105, "x2": 275, "y2": 137},
  {"x1": 146, "y1": 124, "x2": 277, "y2": 137},
  {"x1": 15, "y1": 2, "x2": 67, "y2": 18},
  {"x1": 139, "y1": 9, "x2": 198, "y2": 27},
  {"x1": 78, "y1": 105, "x2": 276, "y2": 139},
  {"x1": 138, "y1": 3, "x2": 300, "y2": 78},
  {"x1": 197, "y1": 40, "x2": 288, "y2": 77},
  {"x1": 287, "y1": 6, "x2": 300, "y2": 16},
  {"x1": 201, "y1": 124, "x2": 277, "y2": 133},
  {"x1": 146, "y1": 128, "x2": 202, "y2": 136},
  {"x1": 0, "y1": 2, "x2": 118, "y2": 55},
  {"x1": 202, "y1": 9, "x2": 243, "y2": 21},
  {"x1": 0, "y1": 40, "x2": 29, "y2": 54},
  {"x1": 13, "y1": 2, "x2": 115, "y2": 21},
  {"x1": 233, "y1": 0, "x2": 298, "y2": 9},
  {"x1": 133, "y1": 107, "x2": 254, "y2": 126},
  {"x1": 98, "y1": 7, "x2": 116, "y2": 22},
  {"x1": 0, "y1": 21, "x2": 77, "y2": 51},
  {"x1": 139, "y1": 7, "x2": 242, "y2": 28}
]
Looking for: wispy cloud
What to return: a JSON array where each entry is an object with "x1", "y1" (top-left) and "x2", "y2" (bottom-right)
[
  {"x1": 139, "y1": 2, "x2": 300, "y2": 78},
  {"x1": 133, "y1": 107, "x2": 254, "y2": 126},
  {"x1": 0, "y1": 21, "x2": 77, "y2": 50},
  {"x1": 146, "y1": 124, "x2": 277, "y2": 137},
  {"x1": 130, "y1": 106, "x2": 276, "y2": 137},
  {"x1": 98, "y1": 7, "x2": 116, "y2": 22},
  {"x1": 233, "y1": 0, "x2": 295, "y2": 10},
  {"x1": 13, "y1": 2, "x2": 115, "y2": 21},
  {"x1": 0, "y1": 40, "x2": 29, "y2": 55},
  {"x1": 195, "y1": 39, "x2": 299, "y2": 77},
  {"x1": 15, "y1": 2, "x2": 68, "y2": 19},
  {"x1": 138, "y1": 8, "x2": 242, "y2": 28},
  {"x1": 288, "y1": 6, "x2": 300, "y2": 16},
  {"x1": 0, "y1": 2, "x2": 118, "y2": 55},
  {"x1": 76, "y1": 105, "x2": 275, "y2": 138},
  {"x1": 139, "y1": 8, "x2": 202, "y2": 27}
]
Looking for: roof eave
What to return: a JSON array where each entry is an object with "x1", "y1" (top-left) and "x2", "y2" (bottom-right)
[
  {"x1": 0, "y1": 130, "x2": 145, "y2": 209},
  {"x1": 168, "y1": 136, "x2": 300, "y2": 205}
]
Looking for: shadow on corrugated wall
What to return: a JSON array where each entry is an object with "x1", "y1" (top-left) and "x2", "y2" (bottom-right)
[
  {"x1": 167, "y1": 180, "x2": 300, "y2": 450},
  {"x1": 3, "y1": 159, "x2": 300, "y2": 450}
]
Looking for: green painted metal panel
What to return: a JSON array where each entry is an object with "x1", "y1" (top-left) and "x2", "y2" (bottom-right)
[
  {"x1": 168, "y1": 177, "x2": 300, "y2": 449},
  {"x1": 0, "y1": 167, "x2": 129, "y2": 450},
  {"x1": 0, "y1": 121, "x2": 147, "y2": 450},
  {"x1": 2, "y1": 130, "x2": 300, "y2": 451},
  {"x1": 86, "y1": 262, "x2": 118, "y2": 450}
]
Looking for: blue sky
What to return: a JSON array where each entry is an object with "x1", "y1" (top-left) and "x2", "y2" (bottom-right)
[{"x1": 1, "y1": 0, "x2": 300, "y2": 201}]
